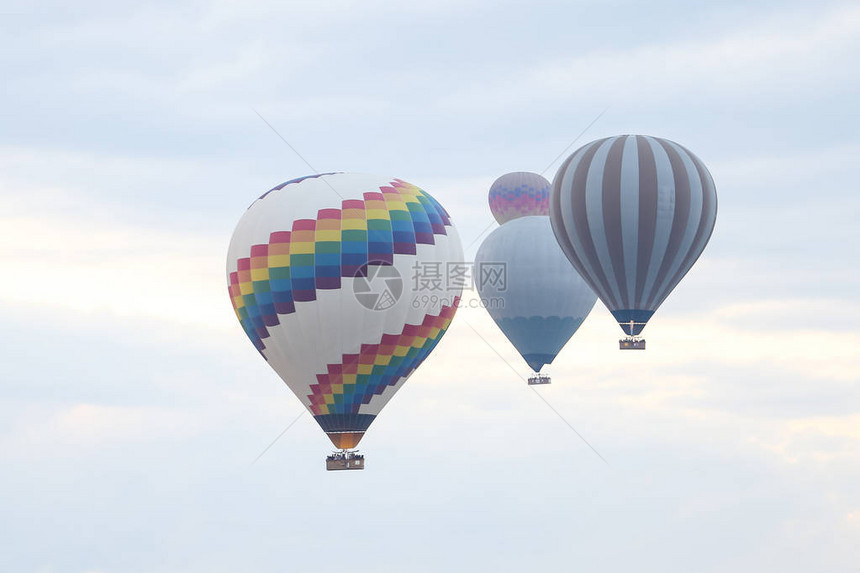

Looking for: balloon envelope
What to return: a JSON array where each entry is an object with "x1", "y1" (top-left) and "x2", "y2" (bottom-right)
[
  {"x1": 475, "y1": 216, "x2": 596, "y2": 372},
  {"x1": 488, "y1": 172, "x2": 550, "y2": 225},
  {"x1": 227, "y1": 173, "x2": 463, "y2": 449},
  {"x1": 550, "y1": 135, "x2": 717, "y2": 336}
]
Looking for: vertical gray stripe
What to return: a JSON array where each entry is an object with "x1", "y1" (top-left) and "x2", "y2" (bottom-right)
[
  {"x1": 689, "y1": 153, "x2": 718, "y2": 259},
  {"x1": 634, "y1": 136, "x2": 658, "y2": 307},
  {"x1": 585, "y1": 137, "x2": 623, "y2": 308},
  {"x1": 645, "y1": 138, "x2": 692, "y2": 309},
  {"x1": 549, "y1": 154, "x2": 575, "y2": 258},
  {"x1": 683, "y1": 148, "x2": 718, "y2": 267},
  {"x1": 550, "y1": 152, "x2": 578, "y2": 262},
  {"x1": 618, "y1": 135, "x2": 640, "y2": 309},
  {"x1": 600, "y1": 136, "x2": 629, "y2": 309},
  {"x1": 554, "y1": 143, "x2": 604, "y2": 299},
  {"x1": 570, "y1": 139, "x2": 616, "y2": 306},
  {"x1": 640, "y1": 136, "x2": 676, "y2": 308},
  {"x1": 650, "y1": 141, "x2": 704, "y2": 306},
  {"x1": 653, "y1": 147, "x2": 717, "y2": 309}
]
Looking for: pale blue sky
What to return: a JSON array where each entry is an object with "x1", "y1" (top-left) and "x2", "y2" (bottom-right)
[{"x1": 1, "y1": 1, "x2": 858, "y2": 572}]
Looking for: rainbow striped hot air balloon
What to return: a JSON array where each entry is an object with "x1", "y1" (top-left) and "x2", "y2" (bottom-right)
[
  {"x1": 550, "y1": 135, "x2": 717, "y2": 349},
  {"x1": 227, "y1": 173, "x2": 463, "y2": 469}
]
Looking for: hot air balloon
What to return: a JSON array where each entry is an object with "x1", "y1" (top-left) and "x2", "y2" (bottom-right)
[
  {"x1": 488, "y1": 171, "x2": 551, "y2": 224},
  {"x1": 227, "y1": 173, "x2": 463, "y2": 469},
  {"x1": 549, "y1": 135, "x2": 717, "y2": 349},
  {"x1": 475, "y1": 216, "x2": 596, "y2": 384}
]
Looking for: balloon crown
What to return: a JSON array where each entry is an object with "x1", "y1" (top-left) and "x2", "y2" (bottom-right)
[{"x1": 488, "y1": 171, "x2": 550, "y2": 225}]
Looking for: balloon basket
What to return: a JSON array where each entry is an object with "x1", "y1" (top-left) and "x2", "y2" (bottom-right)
[
  {"x1": 619, "y1": 338, "x2": 646, "y2": 350},
  {"x1": 528, "y1": 374, "x2": 551, "y2": 385},
  {"x1": 326, "y1": 450, "x2": 365, "y2": 471}
]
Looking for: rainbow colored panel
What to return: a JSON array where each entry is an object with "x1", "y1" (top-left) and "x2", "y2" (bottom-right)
[
  {"x1": 307, "y1": 298, "x2": 459, "y2": 415},
  {"x1": 228, "y1": 179, "x2": 454, "y2": 354},
  {"x1": 364, "y1": 191, "x2": 394, "y2": 265},
  {"x1": 268, "y1": 231, "x2": 294, "y2": 315}
]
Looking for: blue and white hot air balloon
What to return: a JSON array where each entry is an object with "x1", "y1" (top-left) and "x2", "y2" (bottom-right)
[
  {"x1": 550, "y1": 135, "x2": 717, "y2": 349},
  {"x1": 475, "y1": 216, "x2": 596, "y2": 384}
]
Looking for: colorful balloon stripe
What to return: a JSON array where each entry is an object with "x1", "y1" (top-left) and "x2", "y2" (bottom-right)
[
  {"x1": 228, "y1": 179, "x2": 453, "y2": 353},
  {"x1": 488, "y1": 172, "x2": 551, "y2": 225},
  {"x1": 308, "y1": 297, "x2": 459, "y2": 416},
  {"x1": 488, "y1": 190, "x2": 549, "y2": 220}
]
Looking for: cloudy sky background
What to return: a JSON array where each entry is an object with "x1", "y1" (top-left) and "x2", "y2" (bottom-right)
[{"x1": 2, "y1": 0, "x2": 858, "y2": 571}]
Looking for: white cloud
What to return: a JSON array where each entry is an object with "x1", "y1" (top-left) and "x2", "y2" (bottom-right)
[
  {"x1": 0, "y1": 403, "x2": 205, "y2": 458},
  {"x1": 710, "y1": 143, "x2": 860, "y2": 193},
  {"x1": 439, "y1": 3, "x2": 860, "y2": 114},
  {"x1": 748, "y1": 414, "x2": 860, "y2": 464},
  {"x1": 0, "y1": 210, "x2": 230, "y2": 329},
  {"x1": 424, "y1": 288, "x2": 860, "y2": 466}
]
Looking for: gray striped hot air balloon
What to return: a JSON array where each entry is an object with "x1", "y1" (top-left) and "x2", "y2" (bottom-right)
[{"x1": 549, "y1": 135, "x2": 717, "y2": 348}]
